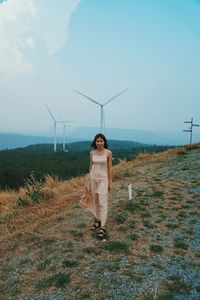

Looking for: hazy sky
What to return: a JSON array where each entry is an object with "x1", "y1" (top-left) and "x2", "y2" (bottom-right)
[{"x1": 0, "y1": 0, "x2": 200, "y2": 136}]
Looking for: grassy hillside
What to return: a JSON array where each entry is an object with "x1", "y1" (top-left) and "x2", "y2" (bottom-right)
[
  {"x1": 0, "y1": 141, "x2": 170, "y2": 189},
  {"x1": 0, "y1": 143, "x2": 200, "y2": 299}
]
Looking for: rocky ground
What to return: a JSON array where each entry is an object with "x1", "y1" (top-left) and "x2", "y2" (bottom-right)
[{"x1": 0, "y1": 145, "x2": 200, "y2": 299}]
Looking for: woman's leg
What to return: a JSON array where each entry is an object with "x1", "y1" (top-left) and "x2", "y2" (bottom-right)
[
  {"x1": 98, "y1": 194, "x2": 108, "y2": 227},
  {"x1": 93, "y1": 193, "x2": 101, "y2": 221}
]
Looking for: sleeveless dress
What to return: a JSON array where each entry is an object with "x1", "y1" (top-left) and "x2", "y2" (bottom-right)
[{"x1": 80, "y1": 150, "x2": 109, "y2": 226}]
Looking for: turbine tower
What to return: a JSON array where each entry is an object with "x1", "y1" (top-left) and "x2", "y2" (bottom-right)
[
  {"x1": 59, "y1": 114, "x2": 74, "y2": 152},
  {"x1": 73, "y1": 88, "x2": 129, "y2": 132},
  {"x1": 45, "y1": 104, "x2": 58, "y2": 152}
]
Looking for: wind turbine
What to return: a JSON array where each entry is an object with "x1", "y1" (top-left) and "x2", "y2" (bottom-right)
[
  {"x1": 59, "y1": 114, "x2": 74, "y2": 152},
  {"x1": 46, "y1": 105, "x2": 74, "y2": 152},
  {"x1": 73, "y1": 88, "x2": 129, "y2": 132},
  {"x1": 45, "y1": 104, "x2": 58, "y2": 152}
]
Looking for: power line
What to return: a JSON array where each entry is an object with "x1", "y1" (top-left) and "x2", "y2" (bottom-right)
[{"x1": 183, "y1": 117, "x2": 200, "y2": 147}]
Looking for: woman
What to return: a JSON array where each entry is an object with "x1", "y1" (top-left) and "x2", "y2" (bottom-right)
[{"x1": 80, "y1": 133, "x2": 112, "y2": 239}]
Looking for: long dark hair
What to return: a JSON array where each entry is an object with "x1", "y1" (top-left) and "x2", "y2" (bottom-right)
[{"x1": 91, "y1": 133, "x2": 108, "y2": 149}]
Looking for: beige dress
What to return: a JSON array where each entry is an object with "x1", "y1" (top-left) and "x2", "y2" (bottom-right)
[{"x1": 80, "y1": 150, "x2": 109, "y2": 226}]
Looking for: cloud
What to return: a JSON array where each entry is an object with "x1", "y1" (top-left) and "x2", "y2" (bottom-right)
[
  {"x1": 35, "y1": 0, "x2": 81, "y2": 56},
  {"x1": 0, "y1": 0, "x2": 81, "y2": 77}
]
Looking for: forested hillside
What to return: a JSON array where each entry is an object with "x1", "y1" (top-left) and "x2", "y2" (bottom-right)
[{"x1": 0, "y1": 141, "x2": 172, "y2": 190}]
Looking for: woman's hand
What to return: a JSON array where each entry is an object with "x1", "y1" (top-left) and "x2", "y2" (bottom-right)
[{"x1": 108, "y1": 182, "x2": 112, "y2": 192}]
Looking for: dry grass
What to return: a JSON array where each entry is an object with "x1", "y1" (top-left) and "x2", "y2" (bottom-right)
[
  {"x1": 0, "y1": 175, "x2": 86, "y2": 254},
  {"x1": 0, "y1": 142, "x2": 200, "y2": 299}
]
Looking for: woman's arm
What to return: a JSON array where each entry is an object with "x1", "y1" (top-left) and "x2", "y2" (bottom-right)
[
  {"x1": 107, "y1": 150, "x2": 112, "y2": 192},
  {"x1": 89, "y1": 151, "x2": 93, "y2": 173}
]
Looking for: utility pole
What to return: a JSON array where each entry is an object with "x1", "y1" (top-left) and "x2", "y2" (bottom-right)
[{"x1": 183, "y1": 117, "x2": 200, "y2": 147}]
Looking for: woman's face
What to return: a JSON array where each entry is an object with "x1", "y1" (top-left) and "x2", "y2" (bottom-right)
[{"x1": 95, "y1": 137, "x2": 105, "y2": 149}]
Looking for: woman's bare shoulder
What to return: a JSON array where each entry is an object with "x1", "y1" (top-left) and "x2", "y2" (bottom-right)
[{"x1": 106, "y1": 149, "x2": 112, "y2": 156}]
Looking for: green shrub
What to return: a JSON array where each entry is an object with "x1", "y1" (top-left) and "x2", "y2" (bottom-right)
[
  {"x1": 0, "y1": 280, "x2": 4, "y2": 294},
  {"x1": 63, "y1": 259, "x2": 79, "y2": 268},
  {"x1": 127, "y1": 233, "x2": 139, "y2": 241},
  {"x1": 166, "y1": 223, "x2": 179, "y2": 229},
  {"x1": 150, "y1": 244, "x2": 164, "y2": 253},
  {"x1": 128, "y1": 218, "x2": 136, "y2": 228},
  {"x1": 77, "y1": 222, "x2": 87, "y2": 228},
  {"x1": 105, "y1": 241, "x2": 129, "y2": 252},
  {"x1": 196, "y1": 285, "x2": 200, "y2": 292},
  {"x1": 36, "y1": 272, "x2": 70, "y2": 289},
  {"x1": 126, "y1": 201, "x2": 139, "y2": 212},
  {"x1": 115, "y1": 212, "x2": 128, "y2": 224},
  {"x1": 83, "y1": 246, "x2": 97, "y2": 254},
  {"x1": 16, "y1": 196, "x2": 29, "y2": 206},
  {"x1": 174, "y1": 240, "x2": 189, "y2": 250},
  {"x1": 152, "y1": 190, "x2": 164, "y2": 197},
  {"x1": 37, "y1": 259, "x2": 51, "y2": 271},
  {"x1": 16, "y1": 173, "x2": 52, "y2": 205},
  {"x1": 69, "y1": 230, "x2": 83, "y2": 239},
  {"x1": 143, "y1": 220, "x2": 155, "y2": 228}
]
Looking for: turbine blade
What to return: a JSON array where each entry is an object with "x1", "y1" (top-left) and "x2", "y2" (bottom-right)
[
  {"x1": 59, "y1": 114, "x2": 64, "y2": 122},
  {"x1": 45, "y1": 104, "x2": 56, "y2": 121},
  {"x1": 73, "y1": 89, "x2": 101, "y2": 106},
  {"x1": 103, "y1": 88, "x2": 129, "y2": 106},
  {"x1": 62, "y1": 120, "x2": 74, "y2": 123}
]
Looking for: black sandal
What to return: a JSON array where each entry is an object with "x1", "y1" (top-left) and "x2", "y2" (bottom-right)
[
  {"x1": 91, "y1": 219, "x2": 101, "y2": 230},
  {"x1": 98, "y1": 227, "x2": 106, "y2": 239}
]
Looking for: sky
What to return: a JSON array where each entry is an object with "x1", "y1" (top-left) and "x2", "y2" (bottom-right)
[{"x1": 0, "y1": 0, "x2": 200, "y2": 137}]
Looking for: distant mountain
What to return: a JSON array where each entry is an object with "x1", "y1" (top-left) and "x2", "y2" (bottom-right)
[
  {"x1": 0, "y1": 126, "x2": 195, "y2": 150},
  {"x1": 0, "y1": 133, "x2": 53, "y2": 150},
  {"x1": 67, "y1": 139, "x2": 145, "y2": 150},
  {"x1": 0, "y1": 133, "x2": 145, "y2": 151},
  {"x1": 68, "y1": 127, "x2": 190, "y2": 146}
]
